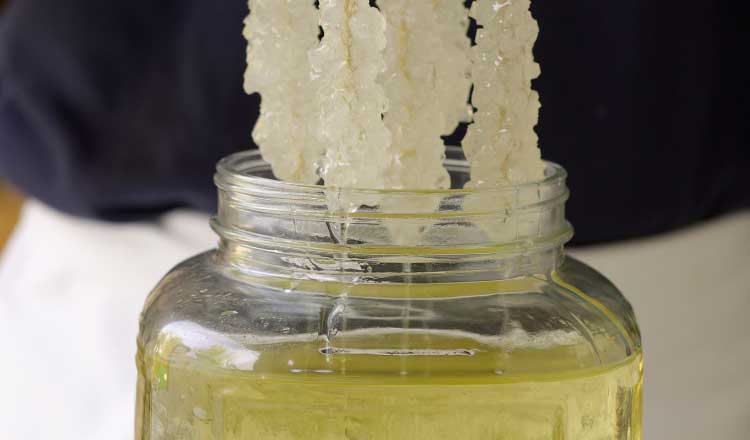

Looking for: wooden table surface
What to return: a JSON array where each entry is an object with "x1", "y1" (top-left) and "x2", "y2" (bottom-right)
[
  {"x1": 0, "y1": 0, "x2": 11, "y2": 250},
  {"x1": 0, "y1": 183, "x2": 23, "y2": 252}
]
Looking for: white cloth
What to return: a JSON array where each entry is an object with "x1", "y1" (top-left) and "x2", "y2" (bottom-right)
[
  {"x1": 0, "y1": 200, "x2": 748, "y2": 439},
  {"x1": 0, "y1": 201, "x2": 216, "y2": 440}
]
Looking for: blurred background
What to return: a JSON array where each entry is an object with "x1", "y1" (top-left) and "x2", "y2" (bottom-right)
[
  {"x1": 0, "y1": 0, "x2": 15, "y2": 252},
  {"x1": 0, "y1": 1, "x2": 747, "y2": 439},
  {"x1": 0, "y1": 0, "x2": 18, "y2": 251},
  {"x1": 0, "y1": 0, "x2": 19, "y2": 255}
]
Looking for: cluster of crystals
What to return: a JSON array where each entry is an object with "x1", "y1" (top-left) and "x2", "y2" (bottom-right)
[
  {"x1": 378, "y1": 0, "x2": 472, "y2": 191},
  {"x1": 244, "y1": 0, "x2": 544, "y2": 195},
  {"x1": 243, "y1": 0, "x2": 322, "y2": 184},
  {"x1": 375, "y1": 1, "x2": 474, "y2": 243},
  {"x1": 464, "y1": 0, "x2": 544, "y2": 188},
  {"x1": 310, "y1": 0, "x2": 392, "y2": 193},
  {"x1": 433, "y1": 0, "x2": 475, "y2": 140}
]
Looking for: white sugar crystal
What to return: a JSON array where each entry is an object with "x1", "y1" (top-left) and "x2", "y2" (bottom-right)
[
  {"x1": 310, "y1": 0, "x2": 391, "y2": 195},
  {"x1": 374, "y1": 1, "x2": 473, "y2": 244},
  {"x1": 464, "y1": 0, "x2": 545, "y2": 188},
  {"x1": 243, "y1": 0, "x2": 323, "y2": 184},
  {"x1": 433, "y1": 0, "x2": 475, "y2": 135},
  {"x1": 379, "y1": 0, "x2": 447, "y2": 191},
  {"x1": 378, "y1": 0, "x2": 472, "y2": 192}
]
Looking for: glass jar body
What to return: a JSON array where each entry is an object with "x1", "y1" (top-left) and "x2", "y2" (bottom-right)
[
  {"x1": 136, "y1": 256, "x2": 641, "y2": 440},
  {"x1": 135, "y1": 152, "x2": 642, "y2": 439}
]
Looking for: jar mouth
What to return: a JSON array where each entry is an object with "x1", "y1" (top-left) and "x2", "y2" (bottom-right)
[
  {"x1": 213, "y1": 146, "x2": 571, "y2": 245},
  {"x1": 213, "y1": 147, "x2": 572, "y2": 281},
  {"x1": 216, "y1": 146, "x2": 567, "y2": 201}
]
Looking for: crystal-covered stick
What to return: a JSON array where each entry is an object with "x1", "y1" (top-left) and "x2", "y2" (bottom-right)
[
  {"x1": 378, "y1": 0, "x2": 471, "y2": 191},
  {"x1": 243, "y1": 0, "x2": 323, "y2": 184},
  {"x1": 310, "y1": 0, "x2": 391, "y2": 192},
  {"x1": 464, "y1": 0, "x2": 544, "y2": 188}
]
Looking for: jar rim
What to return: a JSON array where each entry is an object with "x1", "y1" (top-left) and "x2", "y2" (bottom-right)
[{"x1": 215, "y1": 146, "x2": 567, "y2": 199}]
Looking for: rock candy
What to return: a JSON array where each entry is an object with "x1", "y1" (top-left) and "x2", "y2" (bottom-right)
[
  {"x1": 243, "y1": 0, "x2": 323, "y2": 184},
  {"x1": 464, "y1": 0, "x2": 544, "y2": 188},
  {"x1": 378, "y1": 0, "x2": 471, "y2": 192},
  {"x1": 310, "y1": 0, "x2": 391, "y2": 194},
  {"x1": 243, "y1": 0, "x2": 546, "y2": 219}
]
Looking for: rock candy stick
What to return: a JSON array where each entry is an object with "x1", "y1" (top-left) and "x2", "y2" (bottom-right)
[
  {"x1": 433, "y1": 0, "x2": 474, "y2": 136},
  {"x1": 379, "y1": 0, "x2": 451, "y2": 191},
  {"x1": 310, "y1": 0, "x2": 391, "y2": 193},
  {"x1": 378, "y1": 0, "x2": 471, "y2": 192},
  {"x1": 243, "y1": 0, "x2": 323, "y2": 184},
  {"x1": 465, "y1": 0, "x2": 544, "y2": 188}
]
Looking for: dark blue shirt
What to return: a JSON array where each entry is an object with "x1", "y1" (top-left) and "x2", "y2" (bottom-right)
[{"x1": 0, "y1": 0, "x2": 747, "y2": 244}]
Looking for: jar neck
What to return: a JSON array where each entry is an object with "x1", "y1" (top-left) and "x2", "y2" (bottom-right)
[
  {"x1": 212, "y1": 149, "x2": 573, "y2": 285},
  {"x1": 215, "y1": 239, "x2": 568, "y2": 285}
]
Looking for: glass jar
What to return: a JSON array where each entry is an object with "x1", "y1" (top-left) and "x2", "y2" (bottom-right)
[{"x1": 135, "y1": 148, "x2": 642, "y2": 439}]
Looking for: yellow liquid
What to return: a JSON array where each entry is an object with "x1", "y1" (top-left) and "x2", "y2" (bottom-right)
[{"x1": 136, "y1": 340, "x2": 642, "y2": 439}]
